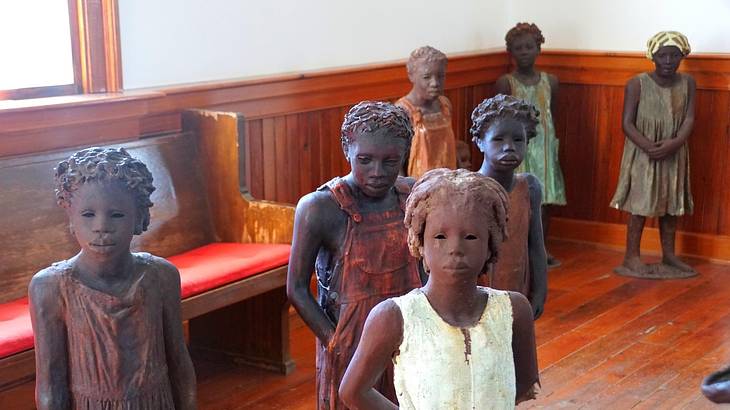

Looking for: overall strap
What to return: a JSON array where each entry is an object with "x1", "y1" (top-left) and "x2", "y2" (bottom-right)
[{"x1": 318, "y1": 177, "x2": 362, "y2": 223}]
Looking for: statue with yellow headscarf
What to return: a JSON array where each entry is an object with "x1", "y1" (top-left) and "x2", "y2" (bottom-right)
[{"x1": 610, "y1": 30, "x2": 697, "y2": 279}]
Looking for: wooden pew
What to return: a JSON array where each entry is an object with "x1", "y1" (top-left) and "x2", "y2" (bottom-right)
[{"x1": 0, "y1": 109, "x2": 295, "y2": 393}]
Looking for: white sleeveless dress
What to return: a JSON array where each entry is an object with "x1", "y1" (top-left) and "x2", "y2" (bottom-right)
[{"x1": 392, "y1": 287, "x2": 516, "y2": 409}]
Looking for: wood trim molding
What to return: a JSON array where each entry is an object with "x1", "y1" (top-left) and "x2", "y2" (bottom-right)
[
  {"x1": 73, "y1": 0, "x2": 123, "y2": 93},
  {"x1": 0, "y1": 50, "x2": 507, "y2": 157},
  {"x1": 0, "y1": 84, "x2": 79, "y2": 101},
  {"x1": 1, "y1": 49, "x2": 728, "y2": 158},
  {"x1": 551, "y1": 217, "x2": 730, "y2": 263},
  {"x1": 149, "y1": 50, "x2": 509, "y2": 119},
  {"x1": 535, "y1": 50, "x2": 730, "y2": 90}
]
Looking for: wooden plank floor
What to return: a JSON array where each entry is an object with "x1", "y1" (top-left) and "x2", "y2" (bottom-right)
[{"x1": 2, "y1": 240, "x2": 730, "y2": 409}]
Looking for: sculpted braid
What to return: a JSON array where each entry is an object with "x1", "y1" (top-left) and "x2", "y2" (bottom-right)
[
  {"x1": 54, "y1": 147, "x2": 155, "y2": 234},
  {"x1": 470, "y1": 94, "x2": 540, "y2": 142},
  {"x1": 340, "y1": 101, "x2": 413, "y2": 155},
  {"x1": 404, "y1": 168, "x2": 509, "y2": 266}
]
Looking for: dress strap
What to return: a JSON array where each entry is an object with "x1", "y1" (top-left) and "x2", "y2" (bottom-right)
[
  {"x1": 437, "y1": 95, "x2": 452, "y2": 117},
  {"x1": 397, "y1": 97, "x2": 422, "y2": 124},
  {"x1": 507, "y1": 73, "x2": 519, "y2": 92},
  {"x1": 538, "y1": 71, "x2": 547, "y2": 87}
]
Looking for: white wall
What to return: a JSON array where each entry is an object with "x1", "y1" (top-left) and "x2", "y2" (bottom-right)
[
  {"x1": 119, "y1": 0, "x2": 506, "y2": 89},
  {"x1": 119, "y1": 1, "x2": 730, "y2": 89},
  {"x1": 504, "y1": 0, "x2": 730, "y2": 54}
]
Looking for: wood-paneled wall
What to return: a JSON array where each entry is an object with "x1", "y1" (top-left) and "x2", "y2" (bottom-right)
[
  {"x1": 2, "y1": 49, "x2": 730, "y2": 260},
  {"x1": 243, "y1": 84, "x2": 495, "y2": 202},
  {"x1": 0, "y1": 51, "x2": 507, "y2": 158}
]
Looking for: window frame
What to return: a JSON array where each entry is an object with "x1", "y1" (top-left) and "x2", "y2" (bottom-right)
[{"x1": 0, "y1": 0, "x2": 121, "y2": 100}]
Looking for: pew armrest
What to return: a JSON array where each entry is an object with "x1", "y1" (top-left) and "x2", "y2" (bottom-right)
[{"x1": 244, "y1": 198, "x2": 295, "y2": 244}]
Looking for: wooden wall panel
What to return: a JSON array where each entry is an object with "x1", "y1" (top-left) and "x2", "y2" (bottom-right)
[
  {"x1": 0, "y1": 51, "x2": 508, "y2": 158},
  {"x1": 242, "y1": 82, "x2": 498, "y2": 205},
  {"x1": 2, "y1": 49, "x2": 729, "y2": 260}
]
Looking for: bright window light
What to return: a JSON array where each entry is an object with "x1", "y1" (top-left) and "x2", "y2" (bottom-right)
[{"x1": 0, "y1": 1, "x2": 74, "y2": 91}]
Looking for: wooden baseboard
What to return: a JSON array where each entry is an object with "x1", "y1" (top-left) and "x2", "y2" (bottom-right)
[
  {"x1": 189, "y1": 346, "x2": 295, "y2": 375},
  {"x1": 550, "y1": 217, "x2": 730, "y2": 264}
]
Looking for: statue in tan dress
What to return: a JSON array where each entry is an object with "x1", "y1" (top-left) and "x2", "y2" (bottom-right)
[{"x1": 610, "y1": 31, "x2": 696, "y2": 279}]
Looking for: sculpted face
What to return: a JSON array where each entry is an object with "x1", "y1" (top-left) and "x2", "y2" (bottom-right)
[
  {"x1": 345, "y1": 128, "x2": 408, "y2": 198},
  {"x1": 509, "y1": 33, "x2": 539, "y2": 69},
  {"x1": 408, "y1": 59, "x2": 446, "y2": 102},
  {"x1": 652, "y1": 45, "x2": 683, "y2": 78},
  {"x1": 476, "y1": 116, "x2": 527, "y2": 172},
  {"x1": 67, "y1": 181, "x2": 138, "y2": 259},
  {"x1": 422, "y1": 195, "x2": 491, "y2": 280}
]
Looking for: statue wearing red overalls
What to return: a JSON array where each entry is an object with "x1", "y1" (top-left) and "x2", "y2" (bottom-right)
[{"x1": 287, "y1": 101, "x2": 423, "y2": 409}]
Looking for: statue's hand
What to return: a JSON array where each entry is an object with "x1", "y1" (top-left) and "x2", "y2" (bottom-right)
[{"x1": 647, "y1": 139, "x2": 682, "y2": 160}]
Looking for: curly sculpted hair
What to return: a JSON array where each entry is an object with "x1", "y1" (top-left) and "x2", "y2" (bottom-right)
[
  {"x1": 470, "y1": 94, "x2": 540, "y2": 142},
  {"x1": 404, "y1": 168, "x2": 509, "y2": 268},
  {"x1": 505, "y1": 22, "x2": 545, "y2": 51},
  {"x1": 54, "y1": 147, "x2": 155, "y2": 234},
  {"x1": 406, "y1": 45, "x2": 448, "y2": 75},
  {"x1": 340, "y1": 101, "x2": 413, "y2": 155}
]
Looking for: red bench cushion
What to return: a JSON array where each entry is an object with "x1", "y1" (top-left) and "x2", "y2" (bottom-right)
[
  {"x1": 168, "y1": 242, "x2": 291, "y2": 299},
  {"x1": 0, "y1": 242, "x2": 290, "y2": 359},
  {"x1": 0, "y1": 298, "x2": 32, "y2": 359}
]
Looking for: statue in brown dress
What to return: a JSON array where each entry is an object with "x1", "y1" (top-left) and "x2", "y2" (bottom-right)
[
  {"x1": 472, "y1": 94, "x2": 548, "y2": 319},
  {"x1": 610, "y1": 31, "x2": 696, "y2": 279},
  {"x1": 29, "y1": 148, "x2": 196, "y2": 409},
  {"x1": 397, "y1": 46, "x2": 457, "y2": 179},
  {"x1": 286, "y1": 101, "x2": 422, "y2": 409}
]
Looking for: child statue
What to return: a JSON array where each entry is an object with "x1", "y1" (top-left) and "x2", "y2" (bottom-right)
[
  {"x1": 472, "y1": 94, "x2": 548, "y2": 319},
  {"x1": 496, "y1": 22, "x2": 566, "y2": 268},
  {"x1": 396, "y1": 46, "x2": 457, "y2": 179},
  {"x1": 610, "y1": 31, "x2": 696, "y2": 279},
  {"x1": 286, "y1": 101, "x2": 423, "y2": 409},
  {"x1": 29, "y1": 148, "x2": 196, "y2": 409},
  {"x1": 339, "y1": 168, "x2": 539, "y2": 409}
]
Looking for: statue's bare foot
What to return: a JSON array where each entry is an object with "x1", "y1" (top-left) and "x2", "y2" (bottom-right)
[
  {"x1": 662, "y1": 254, "x2": 695, "y2": 273},
  {"x1": 622, "y1": 257, "x2": 650, "y2": 275}
]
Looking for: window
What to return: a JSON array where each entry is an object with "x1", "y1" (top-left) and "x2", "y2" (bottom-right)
[{"x1": 0, "y1": 0, "x2": 121, "y2": 100}]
